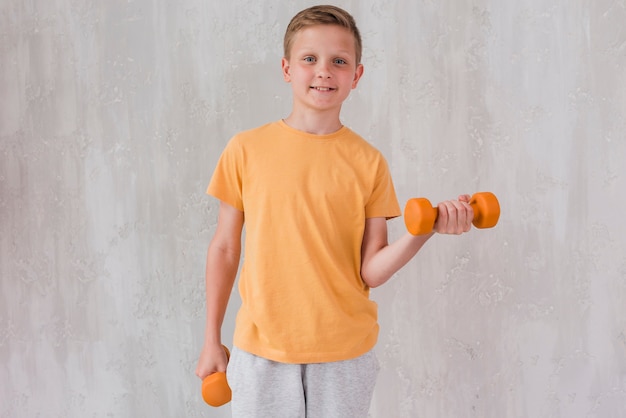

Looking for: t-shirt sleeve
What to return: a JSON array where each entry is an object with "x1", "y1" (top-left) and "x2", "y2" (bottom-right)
[
  {"x1": 364, "y1": 154, "x2": 401, "y2": 219},
  {"x1": 206, "y1": 136, "x2": 244, "y2": 211}
]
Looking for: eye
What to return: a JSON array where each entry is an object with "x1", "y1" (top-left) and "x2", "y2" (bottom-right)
[
  {"x1": 334, "y1": 58, "x2": 347, "y2": 65},
  {"x1": 303, "y1": 56, "x2": 316, "y2": 63}
]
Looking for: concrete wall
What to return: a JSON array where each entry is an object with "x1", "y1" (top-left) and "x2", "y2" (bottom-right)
[{"x1": 1, "y1": 0, "x2": 625, "y2": 417}]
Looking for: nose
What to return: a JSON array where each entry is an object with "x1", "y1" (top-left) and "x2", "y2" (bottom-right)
[{"x1": 316, "y1": 62, "x2": 332, "y2": 78}]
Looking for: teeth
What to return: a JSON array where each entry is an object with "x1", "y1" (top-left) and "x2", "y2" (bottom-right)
[{"x1": 314, "y1": 87, "x2": 332, "y2": 91}]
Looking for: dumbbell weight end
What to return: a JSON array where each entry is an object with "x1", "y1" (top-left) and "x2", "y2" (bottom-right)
[
  {"x1": 404, "y1": 198, "x2": 438, "y2": 236},
  {"x1": 469, "y1": 192, "x2": 500, "y2": 229},
  {"x1": 201, "y1": 345, "x2": 232, "y2": 407}
]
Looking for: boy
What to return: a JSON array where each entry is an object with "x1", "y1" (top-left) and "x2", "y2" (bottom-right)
[{"x1": 196, "y1": 5, "x2": 473, "y2": 417}]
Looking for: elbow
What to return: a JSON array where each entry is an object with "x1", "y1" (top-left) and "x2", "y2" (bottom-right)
[
  {"x1": 360, "y1": 268, "x2": 387, "y2": 289},
  {"x1": 360, "y1": 244, "x2": 393, "y2": 288},
  {"x1": 366, "y1": 279, "x2": 384, "y2": 289}
]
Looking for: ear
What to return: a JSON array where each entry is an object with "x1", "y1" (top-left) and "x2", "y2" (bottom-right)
[
  {"x1": 281, "y1": 57, "x2": 291, "y2": 82},
  {"x1": 352, "y1": 63, "x2": 364, "y2": 89}
]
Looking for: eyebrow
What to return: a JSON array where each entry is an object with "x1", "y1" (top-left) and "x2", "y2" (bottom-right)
[{"x1": 296, "y1": 47, "x2": 353, "y2": 57}]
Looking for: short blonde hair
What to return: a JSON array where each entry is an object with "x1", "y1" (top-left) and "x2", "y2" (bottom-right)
[{"x1": 284, "y1": 5, "x2": 363, "y2": 64}]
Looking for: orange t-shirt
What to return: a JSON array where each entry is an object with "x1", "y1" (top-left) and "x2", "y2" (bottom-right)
[{"x1": 207, "y1": 121, "x2": 401, "y2": 363}]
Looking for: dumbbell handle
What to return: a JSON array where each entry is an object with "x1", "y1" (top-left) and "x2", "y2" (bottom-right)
[
  {"x1": 201, "y1": 345, "x2": 232, "y2": 407},
  {"x1": 404, "y1": 192, "x2": 500, "y2": 235}
]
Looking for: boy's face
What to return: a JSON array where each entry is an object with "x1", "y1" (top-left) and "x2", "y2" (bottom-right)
[{"x1": 282, "y1": 24, "x2": 364, "y2": 115}]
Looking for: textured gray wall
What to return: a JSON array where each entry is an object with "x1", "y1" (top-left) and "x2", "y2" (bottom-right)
[{"x1": 1, "y1": 0, "x2": 625, "y2": 417}]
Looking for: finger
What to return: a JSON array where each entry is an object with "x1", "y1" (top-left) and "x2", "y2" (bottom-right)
[
  {"x1": 196, "y1": 367, "x2": 209, "y2": 380},
  {"x1": 436, "y1": 201, "x2": 450, "y2": 232},
  {"x1": 449, "y1": 201, "x2": 466, "y2": 234},
  {"x1": 448, "y1": 200, "x2": 472, "y2": 234},
  {"x1": 457, "y1": 196, "x2": 473, "y2": 231},
  {"x1": 440, "y1": 201, "x2": 461, "y2": 234},
  {"x1": 453, "y1": 200, "x2": 474, "y2": 233}
]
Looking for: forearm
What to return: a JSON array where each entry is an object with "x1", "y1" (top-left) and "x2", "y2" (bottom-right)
[
  {"x1": 361, "y1": 231, "x2": 433, "y2": 288},
  {"x1": 203, "y1": 243, "x2": 240, "y2": 345}
]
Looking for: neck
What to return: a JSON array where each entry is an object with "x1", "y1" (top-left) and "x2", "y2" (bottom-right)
[{"x1": 283, "y1": 111, "x2": 343, "y2": 135}]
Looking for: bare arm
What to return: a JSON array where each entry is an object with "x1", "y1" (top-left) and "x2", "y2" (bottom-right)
[
  {"x1": 360, "y1": 195, "x2": 473, "y2": 288},
  {"x1": 195, "y1": 201, "x2": 244, "y2": 380}
]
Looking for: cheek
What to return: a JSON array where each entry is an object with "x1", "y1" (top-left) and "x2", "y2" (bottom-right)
[{"x1": 291, "y1": 68, "x2": 312, "y2": 83}]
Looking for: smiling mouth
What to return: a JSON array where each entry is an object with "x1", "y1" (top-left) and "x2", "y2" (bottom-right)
[{"x1": 311, "y1": 86, "x2": 335, "y2": 91}]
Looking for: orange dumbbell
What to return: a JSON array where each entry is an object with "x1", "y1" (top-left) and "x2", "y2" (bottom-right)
[
  {"x1": 201, "y1": 345, "x2": 232, "y2": 407},
  {"x1": 404, "y1": 192, "x2": 500, "y2": 235}
]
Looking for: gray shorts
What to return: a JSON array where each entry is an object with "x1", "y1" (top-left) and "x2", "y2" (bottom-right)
[{"x1": 226, "y1": 347, "x2": 380, "y2": 418}]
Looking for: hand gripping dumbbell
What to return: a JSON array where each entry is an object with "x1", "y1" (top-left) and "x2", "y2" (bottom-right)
[
  {"x1": 404, "y1": 192, "x2": 500, "y2": 235},
  {"x1": 201, "y1": 345, "x2": 232, "y2": 407}
]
